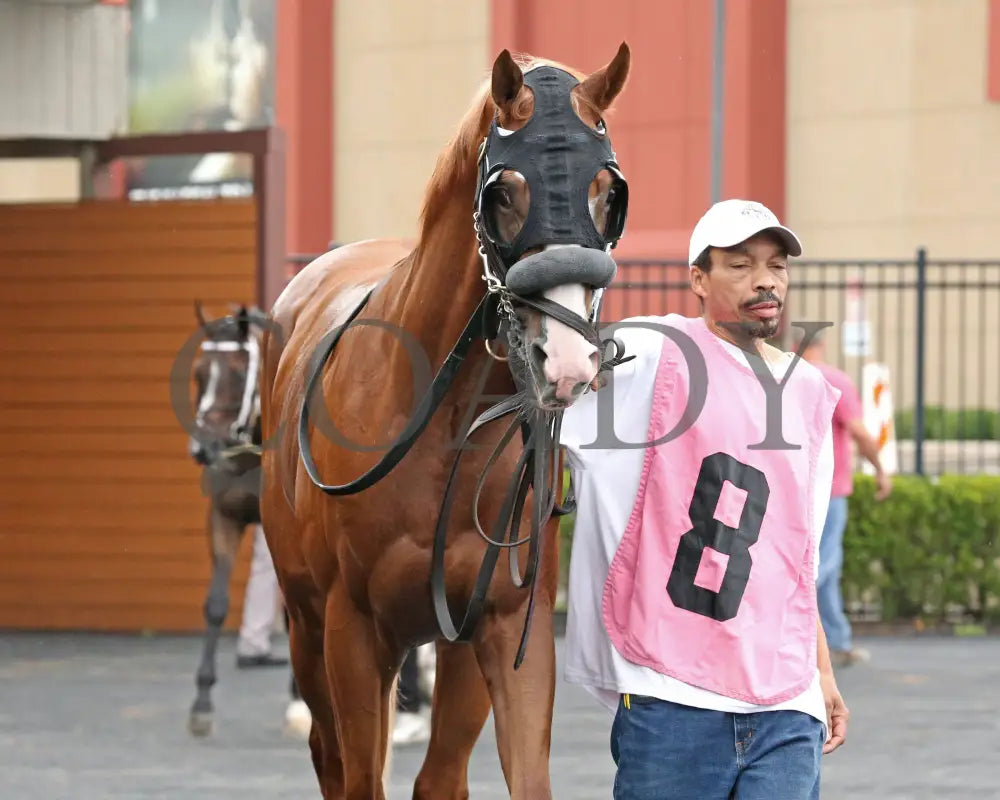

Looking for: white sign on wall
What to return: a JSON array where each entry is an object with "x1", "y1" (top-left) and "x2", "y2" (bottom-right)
[
  {"x1": 842, "y1": 276, "x2": 872, "y2": 357},
  {"x1": 842, "y1": 321, "x2": 872, "y2": 358}
]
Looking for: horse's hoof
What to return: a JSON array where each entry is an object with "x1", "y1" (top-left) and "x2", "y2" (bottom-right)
[
  {"x1": 283, "y1": 699, "x2": 312, "y2": 740},
  {"x1": 188, "y1": 710, "x2": 214, "y2": 737}
]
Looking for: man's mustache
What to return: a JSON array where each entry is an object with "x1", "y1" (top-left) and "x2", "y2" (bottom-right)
[{"x1": 742, "y1": 291, "x2": 783, "y2": 310}]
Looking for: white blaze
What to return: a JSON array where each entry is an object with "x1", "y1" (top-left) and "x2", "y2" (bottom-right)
[
  {"x1": 538, "y1": 246, "x2": 599, "y2": 401},
  {"x1": 198, "y1": 360, "x2": 221, "y2": 418},
  {"x1": 189, "y1": 358, "x2": 221, "y2": 456}
]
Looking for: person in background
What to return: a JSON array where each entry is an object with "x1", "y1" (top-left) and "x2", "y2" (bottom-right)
[
  {"x1": 236, "y1": 524, "x2": 288, "y2": 668},
  {"x1": 392, "y1": 647, "x2": 431, "y2": 745},
  {"x1": 797, "y1": 330, "x2": 892, "y2": 668}
]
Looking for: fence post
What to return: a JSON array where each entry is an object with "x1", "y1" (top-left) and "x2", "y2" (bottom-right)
[
  {"x1": 914, "y1": 247, "x2": 927, "y2": 475},
  {"x1": 710, "y1": 0, "x2": 726, "y2": 205}
]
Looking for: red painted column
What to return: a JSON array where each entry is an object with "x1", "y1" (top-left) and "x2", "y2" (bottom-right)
[
  {"x1": 989, "y1": 0, "x2": 1000, "y2": 101},
  {"x1": 276, "y1": 0, "x2": 334, "y2": 278},
  {"x1": 492, "y1": 0, "x2": 533, "y2": 55},
  {"x1": 722, "y1": 0, "x2": 788, "y2": 220}
]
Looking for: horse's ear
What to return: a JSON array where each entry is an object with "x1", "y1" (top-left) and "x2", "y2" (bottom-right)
[
  {"x1": 578, "y1": 41, "x2": 631, "y2": 114},
  {"x1": 194, "y1": 299, "x2": 208, "y2": 329},
  {"x1": 236, "y1": 305, "x2": 250, "y2": 339},
  {"x1": 491, "y1": 49, "x2": 524, "y2": 117},
  {"x1": 246, "y1": 306, "x2": 269, "y2": 328}
]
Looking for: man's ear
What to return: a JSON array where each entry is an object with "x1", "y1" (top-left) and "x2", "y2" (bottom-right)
[{"x1": 689, "y1": 266, "x2": 708, "y2": 302}]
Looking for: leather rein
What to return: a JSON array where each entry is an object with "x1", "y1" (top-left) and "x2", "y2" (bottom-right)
[{"x1": 296, "y1": 223, "x2": 632, "y2": 672}]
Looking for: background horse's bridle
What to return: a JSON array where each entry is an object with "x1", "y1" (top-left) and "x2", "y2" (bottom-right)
[{"x1": 191, "y1": 313, "x2": 268, "y2": 472}]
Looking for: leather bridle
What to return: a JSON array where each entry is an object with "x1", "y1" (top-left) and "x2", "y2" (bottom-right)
[{"x1": 190, "y1": 317, "x2": 267, "y2": 473}]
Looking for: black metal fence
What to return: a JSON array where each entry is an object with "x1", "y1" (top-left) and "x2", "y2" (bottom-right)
[
  {"x1": 604, "y1": 250, "x2": 1000, "y2": 476},
  {"x1": 288, "y1": 247, "x2": 1000, "y2": 476}
]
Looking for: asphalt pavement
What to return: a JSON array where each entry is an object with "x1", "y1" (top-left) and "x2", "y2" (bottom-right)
[{"x1": 0, "y1": 631, "x2": 997, "y2": 799}]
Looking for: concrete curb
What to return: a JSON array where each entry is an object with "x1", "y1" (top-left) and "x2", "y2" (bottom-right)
[{"x1": 850, "y1": 620, "x2": 1000, "y2": 637}]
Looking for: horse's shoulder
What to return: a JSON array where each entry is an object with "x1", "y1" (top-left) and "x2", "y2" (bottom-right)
[{"x1": 266, "y1": 238, "x2": 414, "y2": 405}]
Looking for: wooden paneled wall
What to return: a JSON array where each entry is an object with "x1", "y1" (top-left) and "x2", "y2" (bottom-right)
[{"x1": 0, "y1": 199, "x2": 259, "y2": 632}]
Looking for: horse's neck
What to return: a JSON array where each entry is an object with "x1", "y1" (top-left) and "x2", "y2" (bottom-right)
[
  {"x1": 376, "y1": 152, "x2": 517, "y2": 415},
  {"x1": 388, "y1": 198, "x2": 484, "y2": 366}
]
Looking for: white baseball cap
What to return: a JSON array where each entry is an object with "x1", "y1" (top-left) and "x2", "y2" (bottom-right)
[{"x1": 688, "y1": 199, "x2": 802, "y2": 265}]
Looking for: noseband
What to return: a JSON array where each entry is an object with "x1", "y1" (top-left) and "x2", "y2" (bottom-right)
[{"x1": 296, "y1": 67, "x2": 635, "y2": 668}]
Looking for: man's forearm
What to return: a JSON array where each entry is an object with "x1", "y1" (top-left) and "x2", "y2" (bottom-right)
[
  {"x1": 856, "y1": 434, "x2": 884, "y2": 473},
  {"x1": 817, "y1": 618, "x2": 834, "y2": 675},
  {"x1": 849, "y1": 420, "x2": 885, "y2": 473}
]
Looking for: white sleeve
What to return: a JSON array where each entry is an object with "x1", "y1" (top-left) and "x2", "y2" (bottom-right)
[
  {"x1": 812, "y1": 424, "x2": 834, "y2": 580},
  {"x1": 559, "y1": 316, "x2": 664, "y2": 460}
]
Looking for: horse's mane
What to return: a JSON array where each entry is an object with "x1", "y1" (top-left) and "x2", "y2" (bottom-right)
[{"x1": 417, "y1": 54, "x2": 599, "y2": 239}]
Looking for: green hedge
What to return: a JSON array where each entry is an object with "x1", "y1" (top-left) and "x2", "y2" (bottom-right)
[
  {"x1": 894, "y1": 406, "x2": 1000, "y2": 440},
  {"x1": 557, "y1": 474, "x2": 1000, "y2": 624},
  {"x1": 842, "y1": 474, "x2": 1000, "y2": 624}
]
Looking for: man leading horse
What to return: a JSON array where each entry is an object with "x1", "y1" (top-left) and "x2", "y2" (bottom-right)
[{"x1": 561, "y1": 199, "x2": 851, "y2": 799}]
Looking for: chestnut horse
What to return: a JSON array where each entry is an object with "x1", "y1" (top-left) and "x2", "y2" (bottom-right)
[{"x1": 260, "y1": 44, "x2": 632, "y2": 798}]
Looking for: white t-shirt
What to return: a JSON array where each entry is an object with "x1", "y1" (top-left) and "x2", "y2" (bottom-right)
[{"x1": 559, "y1": 315, "x2": 833, "y2": 731}]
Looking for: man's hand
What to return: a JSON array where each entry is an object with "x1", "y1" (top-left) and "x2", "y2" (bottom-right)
[
  {"x1": 847, "y1": 418, "x2": 892, "y2": 501},
  {"x1": 820, "y1": 671, "x2": 849, "y2": 754},
  {"x1": 874, "y1": 469, "x2": 892, "y2": 501}
]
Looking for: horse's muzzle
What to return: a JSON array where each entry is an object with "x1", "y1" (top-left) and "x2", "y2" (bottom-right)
[
  {"x1": 527, "y1": 335, "x2": 597, "y2": 408},
  {"x1": 189, "y1": 438, "x2": 212, "y2": 466}
]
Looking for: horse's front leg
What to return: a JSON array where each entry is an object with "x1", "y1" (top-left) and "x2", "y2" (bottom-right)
[
  {"x1": 283, "y1": 604, "x2": 313, "y2": 740},
  {"x1": 323, "y1": 580, "x2": 399, "y2": 799},
  {"x1": 188, "y1": 504, "x2": 243, "y2": 736},
  {"x1": 412, "y1": 640, "x2": 493, "y2": 800},
  {"x1": 472, "y1": 545, "x2": 559, "y2": 800}
]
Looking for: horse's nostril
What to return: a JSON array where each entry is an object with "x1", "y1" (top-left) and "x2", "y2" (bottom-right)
[{"x1": 530, "y1": 341, "x2": 547, "y2": 367}]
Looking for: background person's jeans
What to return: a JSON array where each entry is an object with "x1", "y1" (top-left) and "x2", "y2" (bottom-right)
[
  {"x1": 610, "y1": 695, "x2": 824, "y2": 799},
  {"x1": 237, "y1": 524, "x2": 280, "y2": 657},
  {"x1": 817, "y1": 495, "x2": 852, "y2": 652},
  {"x1": 396, "y1": 648, "x2": 421, "y2": 714}
]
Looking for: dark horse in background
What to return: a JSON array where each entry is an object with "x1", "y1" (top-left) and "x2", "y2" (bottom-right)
[
  {"x1": 184, "y1": 302, "x2": 307, "y2": 738},
  {"x1": 261, "y1": 43, "x2": 632, "y2": 798}
]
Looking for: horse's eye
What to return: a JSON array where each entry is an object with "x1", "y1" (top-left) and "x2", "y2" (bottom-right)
[{"x1": 496, "y1": 188, "x2": 512, "y2": 209}]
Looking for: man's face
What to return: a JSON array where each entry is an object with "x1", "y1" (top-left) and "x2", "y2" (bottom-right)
[{"x1": 691, "y1": 232, "x2": 789, "y2": 340}]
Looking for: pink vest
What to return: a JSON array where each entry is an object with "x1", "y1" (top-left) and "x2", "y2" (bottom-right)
[{"x1": 602, "y1": 316, "x2": 840, "y2": 704}]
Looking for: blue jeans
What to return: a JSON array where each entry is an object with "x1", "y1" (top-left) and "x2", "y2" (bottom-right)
[
  {"x1": 611, "y1": 695, "x2": 824, "y2": 799},
  {"x1": 817, "y1": 495, "x2": 852, "y2": 652}
]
